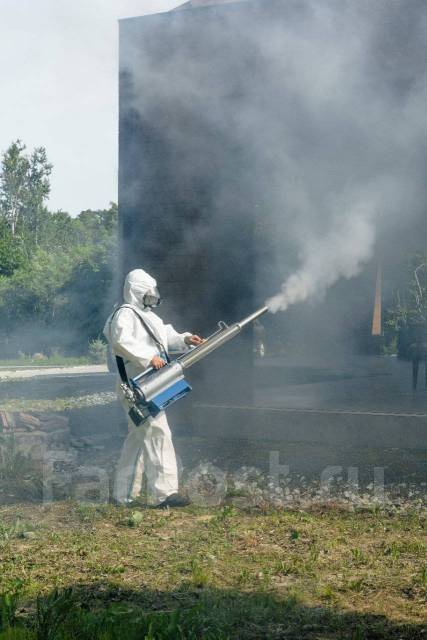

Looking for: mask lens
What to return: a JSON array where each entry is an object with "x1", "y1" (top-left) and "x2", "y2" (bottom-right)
[{"x1": 143, "y1": 287, "x2": 162, "y2": 307}]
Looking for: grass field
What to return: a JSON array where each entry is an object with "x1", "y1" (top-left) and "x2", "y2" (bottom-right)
[{"x1": 0, "y1": 501, "x2": 425, "y2": 639}]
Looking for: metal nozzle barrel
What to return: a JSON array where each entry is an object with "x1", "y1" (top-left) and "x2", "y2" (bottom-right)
[
  {"x1": 179, "y1": 305, "x2": 269, "y2": 370},
  {"x1": 236, "y1": 305, "x2": 269, "y2": 329}
]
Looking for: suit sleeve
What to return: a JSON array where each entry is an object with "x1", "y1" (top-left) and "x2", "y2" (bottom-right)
[
  {"x1": 109, "y1": 308, "x2": 158, "y2": 370},
  {"x1": 164, "y1": 323, "x2": 192, "y2": 353}
]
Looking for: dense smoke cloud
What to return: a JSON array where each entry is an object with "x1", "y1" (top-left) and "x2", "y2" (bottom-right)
[
  {"x1": 257, "y1": 0, "x2": 427, "y2": 313},
  {"x1": 267, "y1": 214, "x2": 375, "y2": 312},
  {"x1": 122, "y1": 0, "x2": 427, "y2": 327}
]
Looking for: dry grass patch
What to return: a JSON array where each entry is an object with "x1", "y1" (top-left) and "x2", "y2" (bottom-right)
[{"x1": 0, "y1": 502, "x2": 425, "y2": 638}]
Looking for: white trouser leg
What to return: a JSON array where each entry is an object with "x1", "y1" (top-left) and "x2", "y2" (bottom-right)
[
  {"x1": 113, "y1": 412, "x2": 178, "y2": 505},
  {"x1": 113, "y1": 419, "x2": 145, "y2": 503},
  {"x1": 143, "y1": 412, "x2": 179, "y2": 504}
]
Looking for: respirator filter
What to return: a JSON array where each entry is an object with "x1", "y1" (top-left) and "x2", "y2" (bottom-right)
[{"x1": 142, "y1": 287, "x2": 162, "y2": 308}]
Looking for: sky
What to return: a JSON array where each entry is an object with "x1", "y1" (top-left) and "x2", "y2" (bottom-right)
[{"x1": 0, "y1": 0, "x2": 186, "y2": 215}]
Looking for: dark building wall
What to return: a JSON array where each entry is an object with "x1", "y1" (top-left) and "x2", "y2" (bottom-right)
[
  {"x1": 119, "y1": 1, "x2": 268, "y2": 404},
  {"x1": 118, "y1": 0, "x2": 355, "y2": 378},
  {"x1": 119, "y1": 0, "x2": 427, "y2": 390}
]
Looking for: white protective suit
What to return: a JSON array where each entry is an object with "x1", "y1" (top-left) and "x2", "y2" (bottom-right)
[{"x1": 103, "y1": 269, "x2": 191, "y2": 505}]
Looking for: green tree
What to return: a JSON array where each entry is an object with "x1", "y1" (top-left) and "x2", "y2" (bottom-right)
[
  {"x1": 0, "y1": 201, "x2": 118, "y2": 356},
  {"x1": 0, "y1": 218, "x2": 27, "y2": 276},
  {"x1": 0, "y1": 139, "x2": 118, "y2": 357},
  {"x1": 0, "y1": 140, "x2": 29, "y2": 236},
  {"x1": 386, "y1": 253, "x2": 427, "y2": 332},
  {"x1": 0, "y1": 140, "x2": 52, "y2": 244},
  {"x1": 24, "y1": 146, "x2": 53, "y2": 245},
  {"x1": 38, "y1": 209, "x2": 78, "y2": 252},
  {"x1": 74, "y1": 202, "x2": 118, "y2": 244}
]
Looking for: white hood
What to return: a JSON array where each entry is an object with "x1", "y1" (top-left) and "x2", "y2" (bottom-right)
[
  {"x1": 104, "y1": 268, "x2": 191, "y2": 377},
  {"x1": 123, "y1": 269, "x2": 157, "y2": 312}
]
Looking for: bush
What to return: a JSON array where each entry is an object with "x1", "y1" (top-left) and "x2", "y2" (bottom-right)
[{"x1": 88, "y1": 339, "x2": 107, "y2": 364}]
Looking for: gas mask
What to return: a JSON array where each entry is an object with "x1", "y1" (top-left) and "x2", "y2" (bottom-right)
[{"x1": 142, "y1": 286, "x2": 162, "y2": 308}]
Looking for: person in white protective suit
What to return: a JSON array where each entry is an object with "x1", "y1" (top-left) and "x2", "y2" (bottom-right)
[{"x1": 103, "y1": 269, "x2": 204, "y2": 507}]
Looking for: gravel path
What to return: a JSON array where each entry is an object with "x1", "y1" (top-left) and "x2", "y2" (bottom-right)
[{"x1": 0, "y1": 365, "x2": 108, "y2": 380}]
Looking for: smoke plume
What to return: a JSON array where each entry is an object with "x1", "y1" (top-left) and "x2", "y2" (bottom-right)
[
  {"x1": 121, "y1": 0, "x2": 427, "y2": 341},
  {"x1": 267, "y1": 212, "x2": 375, "y2": 313}
]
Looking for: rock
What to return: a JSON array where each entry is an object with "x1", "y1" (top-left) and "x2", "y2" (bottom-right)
[
  {"x1": 17, "y1": 413, "x2": 43, "y2": 429},
  {"x1": 40, "y1": 420, "x2": 68, "y2": 432},
  {"x1": 22, "y1": 531, "x2": 37, "y2": 540},
  {"x1": 2, "y1": 411, "x2": 70, "y2": 445},
  {"x1": 13, "y1": 431, "x2": 49, "y2": 460},
  {"x1": 40, "y1": 412, "x2": 68, "y2": 424},
  {"x1": 230, "y1": 496, "x2": 252, "y2": 508},
  {"x1": 127, "y1": 511, "x2": 144, "y2": 527},
  {"x1": 0, "y1": 411, "x2": 14, "y2": 432},
  {"x1": 186, "y1": 462, "x2": 227, "y2": 507}
]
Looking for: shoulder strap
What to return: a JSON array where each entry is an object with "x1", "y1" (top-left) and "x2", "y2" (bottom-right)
[
  {"x1": 110, "y1": 304, "x2": 171, "y2": 364},
  {"x1": 115, "y1": 355, "x2": 129, "y2": 385},
  {"x1": 123, "y1": 305, "x2": 170, "y2": 363},
  {"x1": 137, "y1": 314, "x2": 171, "y2": 364}
]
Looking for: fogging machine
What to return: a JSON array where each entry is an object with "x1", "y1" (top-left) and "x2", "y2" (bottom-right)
[{"x1": 120, "y1": 306, "x2": 268, "y2": 426}]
